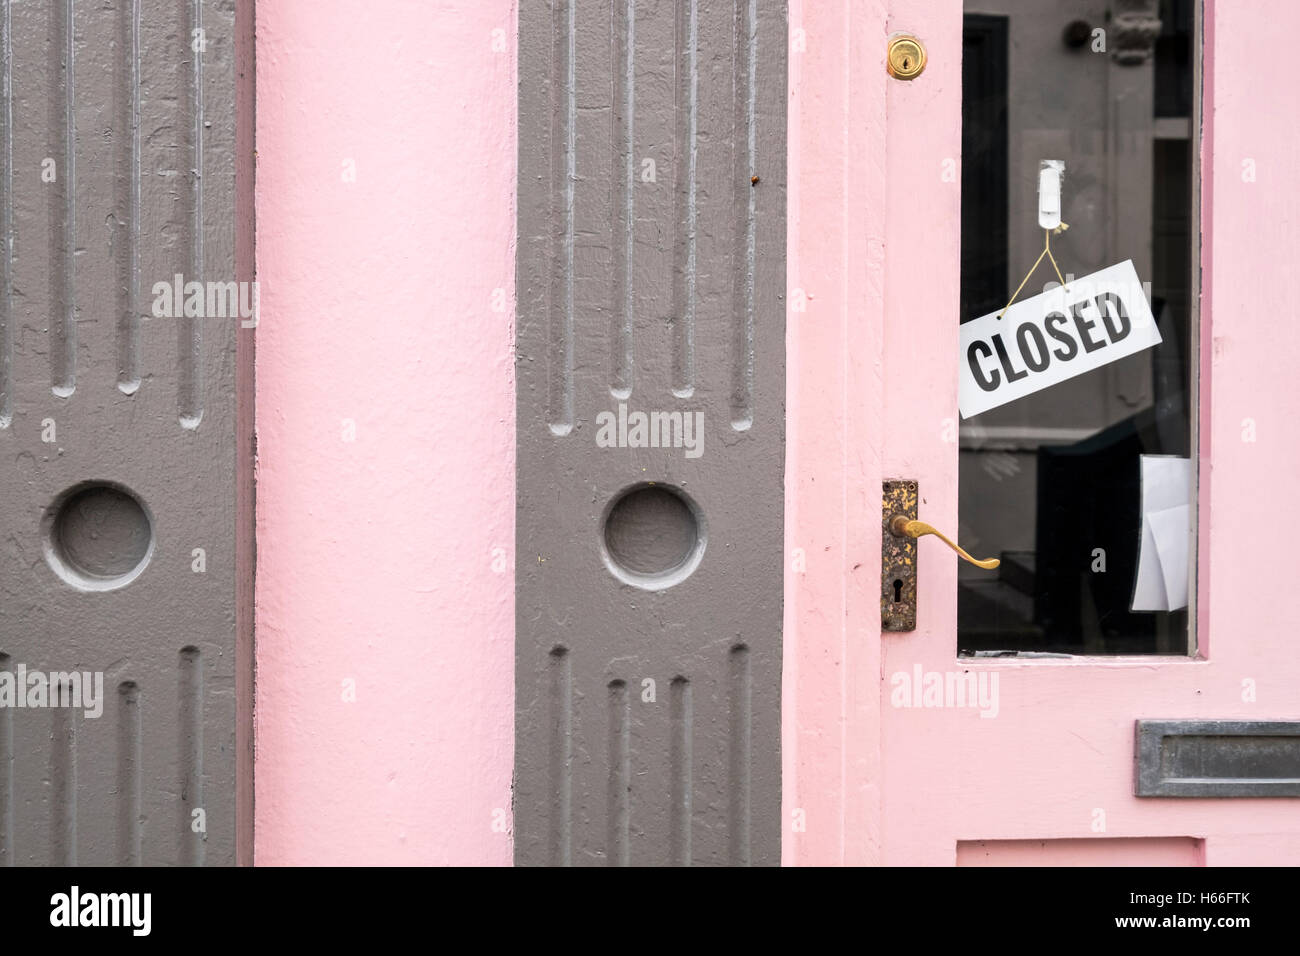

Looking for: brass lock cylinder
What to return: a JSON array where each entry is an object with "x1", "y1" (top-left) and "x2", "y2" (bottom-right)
[{"x1": 886, "y1": 34, "x2": 927, "y2": 80}]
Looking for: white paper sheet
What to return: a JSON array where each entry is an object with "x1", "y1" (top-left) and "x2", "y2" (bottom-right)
[{"x1": 1132, "y1": 455, "x2": 1192, "y2": 612}]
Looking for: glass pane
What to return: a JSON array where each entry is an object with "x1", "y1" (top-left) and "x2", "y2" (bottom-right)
[{"x1": 958, "y1": 1, "x2": 1196, "y2": 655}]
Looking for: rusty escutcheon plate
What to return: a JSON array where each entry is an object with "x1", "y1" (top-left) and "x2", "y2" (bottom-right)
[{"x1": 882, "y1": 479, "x2": 918, "y2": 632}]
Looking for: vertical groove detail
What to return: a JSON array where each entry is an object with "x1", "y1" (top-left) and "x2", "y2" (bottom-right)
[
  {"x1": 0, "y1": 654, "x2": 11, "y2": 865},
  {"x1": 606, "y1": 678, "x2": 630, "y2": 865},
  {"x1": 117, "y1": 681, "x2": 141, "y2": 866},
  {"x1": 669, "y1": 676, "x2": 692, "y2": 865},
  {"x1": 728, "y1": 644, "x2": 751, "y2": 865},
  {"x1": 672, "y1": 0, "x2": 698, "y2": 398},
  {"x1": 179, "y1": 646, "x2": 203, "y2": 865},
  {"x1": 547, "y1": 0, "x2": 576, "y2": 434},
  {"x1": 117, "y1": 0, "x2": 141, "y2": 394},
  {"x1": 178, "y1": 0, "x2": 203, "y2": 427},
  {"x1": 548, "y1": 646, "x2": 572, "y2": 865},
  {"x1": 51, "y1": 0, "x2": 75, "y2": 398},
  {"x1": 729, "y1": 0, "x2": 756, "y2": 429},
  {"x1": 50, "y1": 686, "x2": 76, "y2": 865},
  {"x1": 0, "y1": 0, "x2": 12, "y2": 425},
  {"x1": 610, "y1": 0, "x2": 634, "y2": 400}
]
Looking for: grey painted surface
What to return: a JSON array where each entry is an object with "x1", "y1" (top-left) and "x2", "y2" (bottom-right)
[
  {"x1": 0, "y1": 0, "x2": 245, "y2": 865},
  {"x1": 1135, "y1": 720, "x2": 1300, "y2": 797},
  {"x1": 516, "y1": 0, "x2": 787, "y2": 865}
]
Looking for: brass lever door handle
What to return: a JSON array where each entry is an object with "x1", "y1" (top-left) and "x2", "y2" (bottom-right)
[
  {"x1": 886, "y1": 515, "x2": 1000, "y2": 570},
  {"x1": 882, "y1": 479, "x2": 999, "y2": 633}
]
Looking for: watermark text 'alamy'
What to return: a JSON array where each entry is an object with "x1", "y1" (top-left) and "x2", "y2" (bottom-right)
[{"x1": 152, "y1": 274, "x2": 258, "y2": 328}]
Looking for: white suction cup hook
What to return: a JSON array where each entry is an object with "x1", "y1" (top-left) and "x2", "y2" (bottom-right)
[{"x1": 1037, "y1": 160, "x2": 1064, "y2": 231}]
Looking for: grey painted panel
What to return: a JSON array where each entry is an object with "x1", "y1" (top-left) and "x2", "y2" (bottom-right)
[
  {"x1": 516, "y1": 0, "x2": 787, "y2": 866},
  {"x1": 1135, "y1": 720, "x2": 1300, "y2": 797},
  {"x1": 0, "y1": 0, "x2": 245, "y2": 865}
]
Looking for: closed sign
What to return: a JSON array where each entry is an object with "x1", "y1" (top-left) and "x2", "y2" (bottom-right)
[{"x1": 958, "y1": 260, "x2": 1161, "y2": 418}]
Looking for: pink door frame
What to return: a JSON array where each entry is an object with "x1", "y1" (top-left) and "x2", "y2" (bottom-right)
[{"x1": 252, "y1": 0, "x2": 1300, "y2": 864}]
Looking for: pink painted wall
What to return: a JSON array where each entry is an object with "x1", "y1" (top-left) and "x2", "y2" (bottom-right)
[
  {"x1": 785, "y1": 0, "x2": 1300, "y2": 867},
  {"x1": 253, "y1": 0, "x2": 517, "y2": 864}
]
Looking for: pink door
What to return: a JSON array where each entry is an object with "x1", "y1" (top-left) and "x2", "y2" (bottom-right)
[{"x1": 786, "y1": 0, "x2": 1300, "y2": 866}]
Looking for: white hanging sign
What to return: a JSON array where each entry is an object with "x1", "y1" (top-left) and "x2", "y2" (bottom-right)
[{"x1": 958, "y1": 259, "x2": 1161, "y2": 419}]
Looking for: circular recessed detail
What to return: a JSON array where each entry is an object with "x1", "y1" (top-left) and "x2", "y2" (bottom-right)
[
  {"x1": 600, "y1": 483, "x2": 706, "y2": 590},
  {"x1": 43, "y1": 481, "x2": 154, "y2": 591}
]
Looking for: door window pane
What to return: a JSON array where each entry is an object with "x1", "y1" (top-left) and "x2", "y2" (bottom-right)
[{"x1": 958, "y1": 1, "x2": 1196, "y2": 655}]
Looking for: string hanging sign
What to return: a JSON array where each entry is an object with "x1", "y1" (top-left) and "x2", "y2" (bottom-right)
[{"x1": 958, "y1": 160, "x2": 1161, "y2": 419}]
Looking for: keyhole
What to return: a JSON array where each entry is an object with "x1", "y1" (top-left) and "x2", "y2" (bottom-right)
[
  {"x1": 893, "y1": 578, "x2": 903, "y2": 603},
  {"x1": 902, "y1": 56, "x2": 911, "y2": 70}
]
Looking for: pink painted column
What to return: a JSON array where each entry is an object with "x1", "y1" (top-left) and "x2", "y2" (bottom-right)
[{"x1": 254, "y1": 0, "x2": 517, "y2": 864}]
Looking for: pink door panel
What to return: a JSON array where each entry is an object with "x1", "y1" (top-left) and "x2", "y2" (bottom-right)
[{"x1": 784, "y1": 0, "x2": 1300, "y2": 866}]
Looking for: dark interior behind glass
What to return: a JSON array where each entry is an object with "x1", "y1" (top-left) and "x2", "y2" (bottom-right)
[{"x1": 958, "y1": 1, "x2": 1195, "y2": 656}]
